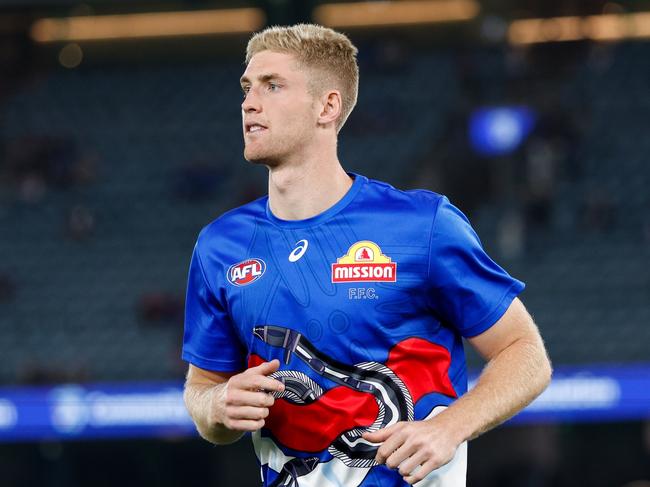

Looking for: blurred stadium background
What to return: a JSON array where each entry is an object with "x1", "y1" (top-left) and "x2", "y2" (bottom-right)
[{"x1": 0, "y1": 0, "x2": 649, "y2": 485}]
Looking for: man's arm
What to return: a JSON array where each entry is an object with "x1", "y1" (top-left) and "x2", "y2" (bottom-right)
[
  {"x1": 363, "y1": 297, "x2": 552, "y2": 484},
  {"x1": 449, "y1": 296, "x2": 552, "y2": 440},
  {"x1": 183, "y1": 360, "x2": 285, "y2": 445}
]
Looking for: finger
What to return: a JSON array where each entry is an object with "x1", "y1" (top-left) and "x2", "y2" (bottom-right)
[
  {"x1": 362, "y1": 422, "x2": 398, "y2": 443},
  {"x1": 245, "y1": 359, "x2": 280, "y2": 376},
  {"x1": 228, "y1": 390, "x2": 275, "y2": 408},
  {"x1": 385, "y1": 442, "x2": 417, "y2": 470},
  {"x1": 363, "y1": 430, "x2": 389, "y2": 443},
  {"x1": 404, "y1": 459, "x2": 437, "y2": 485},
  {"x1": 228, "y1": 406, "x2": 269, "y2": 421},
  {"x1": 226, "y1": 419, "x2": 265, "y2": 432},
  {"x1": 375, "y1": 429, "x2": 407, "y2": 465},
  {"x1": 240, "y1": 375, "x2": 285, "y2": 393},
  {"x1": 398, "y1": 450, "x2": 427, "y2": 478}
]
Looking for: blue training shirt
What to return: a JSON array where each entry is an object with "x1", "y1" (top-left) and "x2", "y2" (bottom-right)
[{"x1": 182, "y1": 173, "x2": 524, "y2": 487}]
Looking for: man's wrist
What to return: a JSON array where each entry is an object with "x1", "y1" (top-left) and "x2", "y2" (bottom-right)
[
  {"x1": 426, "y1": 406, "x2": 472, "y2": 447},
  {"x1": 206, "y1": 382, "x2": 227, "y2": 428}
]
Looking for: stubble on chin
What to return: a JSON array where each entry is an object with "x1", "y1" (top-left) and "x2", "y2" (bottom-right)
[{"x1": 244, "y1": 144, "x2": 280, "y2": 168}]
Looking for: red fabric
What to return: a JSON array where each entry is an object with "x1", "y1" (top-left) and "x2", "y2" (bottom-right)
[
  {"x1": 248, "y1": 354, "x2": 265, "y2": 368},
  {"x1": 385, "y1": 338, "x2": 457, "y2": 402},
  {"x1": 248, "y1": 354, "x2": 378, "y2": 452},
  {"x1": 266, "y1": 386, "x2": 379, "y2": 453},
  {"x1": 247, "y1": 338, "x2": 456, "y2": 452}
]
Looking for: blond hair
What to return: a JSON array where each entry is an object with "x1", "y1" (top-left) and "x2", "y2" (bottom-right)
[{"x1": 246, "y1": 24, "x2": 359, "y2": 133}]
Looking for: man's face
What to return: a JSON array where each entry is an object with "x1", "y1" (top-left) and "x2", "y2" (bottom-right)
[{"x1": 240, "y1": 50, "x2": 318, "y2": 166}]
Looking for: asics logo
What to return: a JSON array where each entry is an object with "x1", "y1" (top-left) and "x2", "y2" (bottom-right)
[{"x1": 288, "y1": 239, "x2": 309, "y2": 262}]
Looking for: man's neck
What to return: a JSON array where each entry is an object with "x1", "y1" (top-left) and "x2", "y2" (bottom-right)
[{"x1": 267, "y1": 156, "x2": 353, "y2": 221}]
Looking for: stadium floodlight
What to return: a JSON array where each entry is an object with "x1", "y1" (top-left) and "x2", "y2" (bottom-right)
[
  {"x1": 30, "y1": 8, "x2": 266, "y2": 43},
  {"x1": 508, "y1": 11, "x2": 650, "y2": 45},
  {"x1": 313, "y1": 0, "x2": 480, "y2": 28}
]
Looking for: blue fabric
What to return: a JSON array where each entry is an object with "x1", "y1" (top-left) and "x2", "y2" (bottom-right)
[
  {"x1": 427, "y1": 196, "x2": 525, "y2": 338},
  {"x1": 182, "y1": 173, "x2": 524, "y2": 486},
  {"x1": 182, "y1": 245, "x2": 246, "y2": 372}
]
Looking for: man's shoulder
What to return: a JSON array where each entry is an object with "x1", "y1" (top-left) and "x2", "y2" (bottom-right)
[
  {"x1": 196, "y1": 196, "x2": 267, "y2": 249},
  {"x1": 362, "y1": 176, "x2": 446, "y2": 212}
]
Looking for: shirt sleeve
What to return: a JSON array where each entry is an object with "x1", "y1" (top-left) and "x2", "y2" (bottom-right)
[
  {"x1": 427, "y1": 196, "x2": 525, "y2": 338},
  {"x1": 181, "y1": 243, "x2": 246, "y2": 372}
]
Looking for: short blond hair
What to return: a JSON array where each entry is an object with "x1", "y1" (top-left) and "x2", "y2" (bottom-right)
[{"x1": 246, "y1": 24, "x2": 359, "y2": 133}]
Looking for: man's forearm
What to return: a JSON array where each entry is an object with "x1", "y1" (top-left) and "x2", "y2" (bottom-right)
[
  {"x1": 436, "y1": 336, "x2": 552, "y2": 445},
  {"x1": 183, "y1": 381, "x2": 244, "y2": 445}
]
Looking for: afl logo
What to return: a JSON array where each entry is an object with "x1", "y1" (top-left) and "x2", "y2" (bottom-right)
[{"x1": 227, "y1": 258, "x2": 266, "y2": 286}]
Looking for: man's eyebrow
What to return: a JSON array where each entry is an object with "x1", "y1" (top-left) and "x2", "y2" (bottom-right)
[{"x1": 239, "y1": 73, "x2": 287, "y2": 86}]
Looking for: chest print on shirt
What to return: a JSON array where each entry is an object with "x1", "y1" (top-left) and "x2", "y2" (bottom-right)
[{"x1": 249, "y1": 325, "x2": 457, "y2": 486}]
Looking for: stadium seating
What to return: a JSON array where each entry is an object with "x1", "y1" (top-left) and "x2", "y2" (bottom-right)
[{"x1": 1, "y1": 42, "x2": 648, "y2": 384}]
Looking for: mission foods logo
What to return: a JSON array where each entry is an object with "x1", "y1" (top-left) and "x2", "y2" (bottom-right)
[
  {"x1": 227, "y1": 258, "x2": 266, "y2": 286},
  {"x1": 332, "y1": 241, "x2": 397, "y2": 283}
]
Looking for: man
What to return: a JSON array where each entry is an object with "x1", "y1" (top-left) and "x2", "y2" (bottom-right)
[{"x1": 182, "y1": 24, "x2": 551, "y2": 487}]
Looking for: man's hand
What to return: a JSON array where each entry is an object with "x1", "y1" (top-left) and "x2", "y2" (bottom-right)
[
  {"x1": 184, "y1": 359, "x2": 285, "y2": 444},
  {"x1": 213, "y1": 359, "x2": 285, "y2": 432},
  {"x1": 362, "y1": 416, "x2": 460, "y2": 485},
  {"x1": 360, "y1": 298, "x2": 551, "y2": 484}
]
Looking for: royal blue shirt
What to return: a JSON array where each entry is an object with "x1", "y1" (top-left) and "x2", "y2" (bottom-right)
[{"x1": 182, "y1": 174, "x2": 524, "y2": 487}]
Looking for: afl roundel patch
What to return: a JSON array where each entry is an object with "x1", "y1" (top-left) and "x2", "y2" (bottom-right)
[{"x1": 227, "y1": 258, "x2": 266, "y2": 286}]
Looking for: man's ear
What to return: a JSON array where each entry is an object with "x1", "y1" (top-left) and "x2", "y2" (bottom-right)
[{"x1": 317, "y1": 90, "x2": 342, "y2": 127}]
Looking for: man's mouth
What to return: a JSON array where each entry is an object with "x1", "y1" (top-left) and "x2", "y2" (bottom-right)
[{"x1": 246, "y1": 123, "x2": 268, "y2": 134}]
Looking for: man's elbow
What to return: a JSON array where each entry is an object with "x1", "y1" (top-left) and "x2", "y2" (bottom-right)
[
  {"x1": 516, "y1": 334, "x2": 552, "y2": 398},
  {"x1": 195, "y1": 423, "x2": 243, "y2": 446},
  {"x1": 534, "y1": 341, "x2": 553, "y2": 395},
  {"x1": 542, "y1": 352, "x2": 553, "y2": 388},
  {"x1": 183, "y1": 385, "x2": 244, "y2": 445}
]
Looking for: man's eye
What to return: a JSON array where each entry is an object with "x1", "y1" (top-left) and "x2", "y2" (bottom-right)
[{"x1": 268, "y1": 83, "x2": 280, "y2": 91}]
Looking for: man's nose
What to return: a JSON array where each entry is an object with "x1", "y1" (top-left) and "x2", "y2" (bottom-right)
[{"x1": 242, "y1": 89, "x2": 261, "y2": 113}]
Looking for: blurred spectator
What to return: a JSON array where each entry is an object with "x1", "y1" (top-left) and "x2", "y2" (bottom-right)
[
  {"x1": 17, "y1": 174, "x2": 47, "y2": 205},
  {"x1": 579, "y1": 186, "x2": 618, "y2": 233},
  {"x1": 497, "y1": 209, "x2": 525, "y2": 259},
  {"x1": 412, "y1": 105, "x2": 492, "y2": 214},
  {"x1": 346, "y1": 99, "x2": 406, "y2": 136},
  {"x1": 412, "y1": 157, "x2": 443, "y2": 193},
  {"x1": 3, "y1": 135, "x2": 98, "y2": 203},
  {"x1": 237, "y1": 182, "x2": 266, "y2": 207},
  {"x1": 347, "y1": 40, "x2": 410, "y2": 136},
  {"x1": 522, "y1": 136, "x2": 558, "y2": 229},
  {"x1": 137, "y1": 292, "x2": 183, "y2": 325},
  {"x1": 587, "y1": 44, "x2": 616, "y2": 75},
  {"x1": 643, "y1": 218, "x2": 650, "y2": 244},
  {"x1": 66, "y1": 205, "x2": 95, "y2": 241},
  {"x1": 0, "y1": 273, "x2": 16, "y2": 302},
  {"x1": 357, "y1": 39, "x2": 411, "y2": 74},
  {"x1": 171, "y1": 158, "x2": 228, "y2": 202}
]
